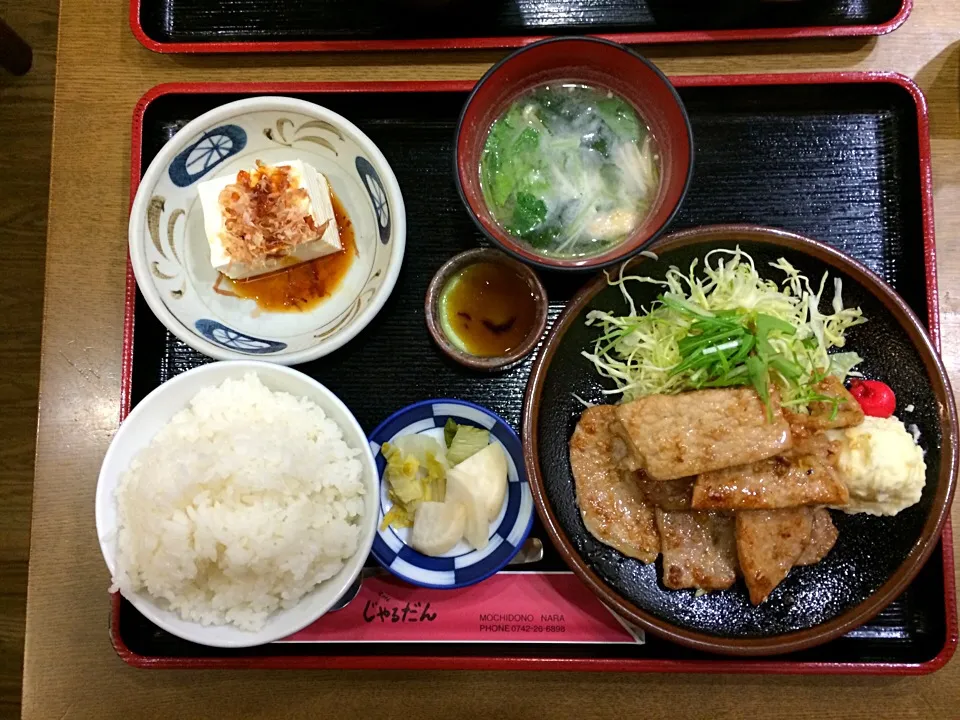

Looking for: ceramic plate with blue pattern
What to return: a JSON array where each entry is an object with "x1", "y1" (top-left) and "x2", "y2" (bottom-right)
[
  {"x1": 369, "y1": 399, "x2": 535, "y2": 589},
  {"x1": 129, "y1": 97, "x2": 406, "y2": 365}
]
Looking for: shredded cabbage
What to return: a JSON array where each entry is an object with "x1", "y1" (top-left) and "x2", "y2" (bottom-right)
[
  {"x1": 582, "y1": 247, "x2": 866, "y2": 410},
  {"x1": 380, "y1": 436, "x2": 448, "y2": 531}
]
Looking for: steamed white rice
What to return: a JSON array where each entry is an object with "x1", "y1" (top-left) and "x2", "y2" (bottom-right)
[{"x1": 111, "y1": 372, "x2": 365, "y2": 631}]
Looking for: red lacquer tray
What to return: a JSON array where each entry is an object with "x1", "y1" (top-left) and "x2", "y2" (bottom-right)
[
  {"x1": 114, "y1": 72, "x2": 956, "y2": 673},
  {"x1": 130, "y1": 0, "x2": 911, "y2": 54}
]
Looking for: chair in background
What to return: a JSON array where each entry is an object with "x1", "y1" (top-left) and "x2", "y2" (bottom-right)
[{"x1": 0, "y1": 18, "x2": 32, "y2": 75}]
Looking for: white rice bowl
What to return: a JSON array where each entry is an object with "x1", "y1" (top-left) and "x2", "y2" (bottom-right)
[{"x1": 96, "y1": 362, "x2": 378, "y2": 648}]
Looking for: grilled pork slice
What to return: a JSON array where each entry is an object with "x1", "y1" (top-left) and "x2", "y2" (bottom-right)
[
  {"x1": 610, "y1": 429, "x2": 643, "y2": 474},
  {"x1": 656, "y1": 510, "x2": 737, "y2": 592},
  {"x1": 783, "y1": 428, "x2": 837, "y2": 459},
  {"x1": 637, "y1": 474, "x2": 694, "y2": 511},
  {"x1": 570, "y1": 406, "x2": 660, "y2": 563},
  {"x1": 736, "y1": 508, "x2": 814, "y2": 605},
  {"x1": 691, "y1": 451, "x2": 849, "y2": 510},
  {"x1": 614, "y1": 388, "x2": 793, "y2": 481},
  {"x1": 795, "y1": 508, "x2": 839, "y2": 566},
  {"x1": 785, "y1": 375, "x2": 865, "y2": 432}
]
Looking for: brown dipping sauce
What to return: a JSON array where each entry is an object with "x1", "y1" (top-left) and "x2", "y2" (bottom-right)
[
  {"x1": 440, "y1": 261, "x2": 538, "y2": 357},
  {"x1": 215, "y1": 191, "x2": 356, "y2": 312}
]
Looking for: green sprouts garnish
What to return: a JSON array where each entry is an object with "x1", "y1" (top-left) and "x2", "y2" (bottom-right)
[{"x1": 582, "y1": 247, "x2": 866, "y2": 416}]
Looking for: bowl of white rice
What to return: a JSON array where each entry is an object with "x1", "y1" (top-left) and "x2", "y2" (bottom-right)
[{"x1": 95, "y1": 361, "x2": 378, "y2": 648}]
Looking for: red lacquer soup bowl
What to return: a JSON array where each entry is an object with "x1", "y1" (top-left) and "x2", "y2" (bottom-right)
[{"x1": 455, "y1": 36, "x2": 694, "y2": 271}]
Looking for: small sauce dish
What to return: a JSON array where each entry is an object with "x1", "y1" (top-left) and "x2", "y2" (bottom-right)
[{"x1": 425, "y1": 248, "x2": 548, "y2": 371}]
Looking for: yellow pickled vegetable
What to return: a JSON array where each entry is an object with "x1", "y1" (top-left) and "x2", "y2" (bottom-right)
[
  {"x1": 381, "y1": 504, "x2": 413, "y2": 530},
  {"x1": 380, "y1": 438, "x2": 448, "y2": 531},
  {"x1": 424, "y1": 451, "x2": 447, "y2": 502}
]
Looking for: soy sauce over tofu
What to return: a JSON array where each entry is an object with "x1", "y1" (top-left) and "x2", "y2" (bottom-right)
[{"x1": 614, "y1": 388, "x2": 793, "y2": 481}]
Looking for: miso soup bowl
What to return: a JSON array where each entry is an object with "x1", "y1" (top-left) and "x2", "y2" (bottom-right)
[{"x1": 455, "y1": 37, "x2": 694, "y2": 272}]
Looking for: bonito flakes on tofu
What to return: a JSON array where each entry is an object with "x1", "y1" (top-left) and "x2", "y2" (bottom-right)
[{"x1": 198, "y1": 159, "x2": 342, "y2": 280}]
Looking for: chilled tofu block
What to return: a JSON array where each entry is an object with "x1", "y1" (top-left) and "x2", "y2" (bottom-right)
[{"x1": 198, "y1": 160, "x2": 342, "y2": 280}]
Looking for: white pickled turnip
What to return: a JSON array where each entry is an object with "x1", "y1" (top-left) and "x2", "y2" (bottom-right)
[
  {"x1": 410, "y1": 502, "x2": 466, "y2": 556},
  {"x1": 449, "y1": 442, "x2": 508, "y2": 522},
  {"x1": 445, "y1": 469, "x2": 490, "y2": 550}
]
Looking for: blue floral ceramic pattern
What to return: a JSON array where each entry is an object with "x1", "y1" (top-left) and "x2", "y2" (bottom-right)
[
  {"x1": 194, "y1": 319, "x2": 287, "y2": 354},
  {"x1": 168, "y1": 125, "x2": 247, "y2": 188},
  {"x1": 132, "y1": 98, "x2": 405, "y2": 365},
  {"x1": 356, "y1": 156, "x2": 390, "y2": 244},
  {"x1": 369, "y1": 399, "x2": 534, "y2": 589}
]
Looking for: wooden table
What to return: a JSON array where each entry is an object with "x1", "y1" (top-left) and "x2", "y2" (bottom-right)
[{"x1": 25, "y1": 1, "x2": 960, "y2": 718}]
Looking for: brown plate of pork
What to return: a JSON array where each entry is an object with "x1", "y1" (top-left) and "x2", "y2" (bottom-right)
[
  {"x1": 572, "y1": 381, "x2": 857, "y2": 606},
  {"x1": 522, "y1": 226, "x2": 957, "y2": 656}
]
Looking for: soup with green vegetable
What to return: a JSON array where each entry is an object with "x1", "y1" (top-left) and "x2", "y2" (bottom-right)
[{"x1": 479, "y1": 83, "x2": 660, "y2": 259}]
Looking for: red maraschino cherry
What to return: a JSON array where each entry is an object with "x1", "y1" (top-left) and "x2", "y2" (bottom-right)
[{"x1": 848, "y1": 379, "x2": 896, "y2": 418}]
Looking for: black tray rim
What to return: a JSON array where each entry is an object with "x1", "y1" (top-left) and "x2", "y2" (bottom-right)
[
  {"x1": 129, "y1": 0, "x2": 912, "y2": 54},
  {"x1": 116, "y1": 71, "x2": 956, "y2": 674}
]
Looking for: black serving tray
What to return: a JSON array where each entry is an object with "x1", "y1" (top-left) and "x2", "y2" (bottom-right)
[
  {"x1": 117, "y1": 74, "x2": 955, "y2": 672},
  {"x1": 130, "y1": 0, "x2": 911, "y2": 53}
]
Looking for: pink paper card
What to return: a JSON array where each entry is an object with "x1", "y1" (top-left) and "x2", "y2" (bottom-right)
[{"x1": 280, "y1": 572, "x2": 644, "y2": 645}]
